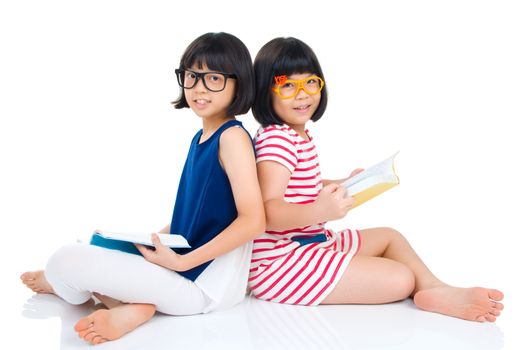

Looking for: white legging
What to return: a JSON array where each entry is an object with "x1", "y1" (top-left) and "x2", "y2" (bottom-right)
[{"x1": 44, "y1": 244, "x2": 212, "y2": 315}]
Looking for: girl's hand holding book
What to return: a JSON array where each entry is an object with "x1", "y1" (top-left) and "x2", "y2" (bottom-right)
[
  {"x1": 315, "y1": 183, "x2": 355, "y2": 221},
  {"x1": 135, "y1": 234, "x2": 189, "y2": 272}
]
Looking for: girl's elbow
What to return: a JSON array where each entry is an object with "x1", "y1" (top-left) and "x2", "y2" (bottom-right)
[
  {"x1": 246, "y1": 211, "x2": 266, "y2": 238},
  {"x1": 240, "y1": 206, "x2": 266, "y2": 238},
  {"x1": 253, "y1": 213, "x2": 266, "y2": 236}
]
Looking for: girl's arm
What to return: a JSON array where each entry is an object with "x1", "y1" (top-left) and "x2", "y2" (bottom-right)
[
  {"x1": 178, "y1": 127, "x2": 266, "y2": 270},
  {"x1": 137, "y1": 127, "x2": 266, "y2": 271},
  {"x1": 258, "y1": 161, "x2": 355, "y2": 231}
]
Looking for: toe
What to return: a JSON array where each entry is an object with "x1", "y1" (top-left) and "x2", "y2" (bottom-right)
[
  {"x1": 484, "y1": 313, "x2": 496, "y2": 322},
  {"x1": 488, "y1": 289, "x2": 504, "y2": 301},
  {"x1": 84, "y1": 331, "x2": 98, "y2": 343},
  {"x1": 97, "y1": 338, "x2": 108, "y2": 345},
  {"x1": 494, "y1": 302, "x2": 504, "y2": 311},
  {"x1": 78, "y1": 326, "x2": 97, "y2": 340},
  {"x1": 77, "y1": 329, "x2": 90, "y2": 339},
  {"x1": 489, "y1": 309, "x2": 501, "y2": 317},
  {"x1": 92, "y1": 335, "x2": 104, "y2": 345},
  {"x1": 74, "y1": 317, "x2": 93, "y2": 332},
  {"x1": 476, "y1": 315, "x2": 486, "y2": 322},
  {"x1": 20, "y1": 272, "x2": 32, "y2": 281}
]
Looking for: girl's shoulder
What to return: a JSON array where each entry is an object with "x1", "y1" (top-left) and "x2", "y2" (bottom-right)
[
  {"x1": 218, "y1": 120, "x2": 253, "y2": 148},
  {"x1": 220, "y1": 123, "x2": 252, "y2": 144},
  {"x1": 254, "y1": 124, "x2": 303, "y2": 144}
]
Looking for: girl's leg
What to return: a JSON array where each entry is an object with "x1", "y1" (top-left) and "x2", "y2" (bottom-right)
[
  {"x1": 21, "y1": 270, "x2": 152, "y2": 345},
  {"x1": 23, "y1": 244, "x2": 211, "y2": 344},
  {"x1": 356, "y1": 227, "x2": 441, "y2": 293},
  {"x1": 320, "y1": 255, "x2": 415, "y2": 304},
  {"x1": 322, "y1": 227, "x2": 504, "y2": 322},
  {"x1": 93, "y1": 293, "x2": 123, "y2": 309},
  {"x1": 42, "y1": 244, "x2": 210, "y2": 314},
  {"x1": 20, "y1": 273, "x2": 122, "y2": 311}
]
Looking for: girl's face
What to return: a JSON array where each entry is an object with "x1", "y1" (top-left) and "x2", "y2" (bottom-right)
[
  {"x1": 271, "y1": 72, "x2": 321, "y2": 135},
  {"x1": 184, "y1": 63, "x2": 236, "y2": 120}
]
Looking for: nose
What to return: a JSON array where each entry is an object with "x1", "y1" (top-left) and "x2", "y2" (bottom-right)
[{"x1": 295, "y1": 86, "x2": 309, "y2": 99}]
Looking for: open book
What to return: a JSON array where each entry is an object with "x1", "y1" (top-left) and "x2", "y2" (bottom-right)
[
  {"x1": 91, "y1": 229, "x2": 191, "y2": 249},
  {"x1": 341, "y1": 152, "x2": 400, "y2": 208}
]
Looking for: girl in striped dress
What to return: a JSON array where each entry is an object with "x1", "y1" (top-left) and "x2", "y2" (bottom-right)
[{"x1": 248, "y1": 37, "x2": 504, "y2": 322}]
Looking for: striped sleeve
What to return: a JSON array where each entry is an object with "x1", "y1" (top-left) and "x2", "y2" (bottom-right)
[{"x1": 254, "y1": 127, "x2": 298, "y2": 173}]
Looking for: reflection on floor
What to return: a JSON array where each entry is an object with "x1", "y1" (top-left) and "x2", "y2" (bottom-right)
[{"x1": 21, "y1": 294, "x2": 503, "y2": 350}]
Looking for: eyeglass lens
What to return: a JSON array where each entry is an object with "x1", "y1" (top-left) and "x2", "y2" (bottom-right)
[
  {"x1": 277, "y1": 76, "x2": 323, "y2": 98},
  {"x1": 179, "y1": 70, "x2": 227, "y2": 92}
]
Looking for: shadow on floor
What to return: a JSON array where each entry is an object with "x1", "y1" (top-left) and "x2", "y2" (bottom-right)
[{"x1": 22, "y1": 294, "x2": 504, "y2": 350}]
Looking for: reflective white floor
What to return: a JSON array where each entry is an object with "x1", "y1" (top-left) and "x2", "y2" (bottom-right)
[{"x1": 14, "y1": 292, "x2": 506, "y2": 350}]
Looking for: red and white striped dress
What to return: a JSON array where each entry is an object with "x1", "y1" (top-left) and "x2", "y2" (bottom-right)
[{"x1": 248, "y1": 125, "x2": 361, "y2": 305}]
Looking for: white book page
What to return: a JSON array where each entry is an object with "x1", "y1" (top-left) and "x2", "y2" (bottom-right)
[
  {"x1": 345, "y1": 174, "x2": 397, "y2": 196},
  {"x1": 94, "y1": 229, "x2": 191, "y2": 248},
  {"x1": 341, "y1": 152, "x2": 399, "y2": 189}
]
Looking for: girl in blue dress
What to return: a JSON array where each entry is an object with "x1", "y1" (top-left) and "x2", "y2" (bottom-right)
[{"x1": 21, "y1": 32, "x2": 265, "y2": 345}]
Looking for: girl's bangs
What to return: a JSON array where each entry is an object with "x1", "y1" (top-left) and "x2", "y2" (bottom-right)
[
  {"x1": 181, "y1": 47, "x2": 233, "y2": 74},
  {"x1": 272, "y1": 49, "x2": 318, "y2": 76}
]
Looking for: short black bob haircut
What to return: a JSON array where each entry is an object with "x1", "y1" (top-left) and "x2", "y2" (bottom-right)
[
  {"x1": 172, "y1": 32, "x2": 255, "y2": 117},
  {"x1": 252, "y1": 37, "x2": 328, "y2": 127}
]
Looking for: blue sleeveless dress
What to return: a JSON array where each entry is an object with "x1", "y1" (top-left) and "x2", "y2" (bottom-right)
[{"x1": 91, "y1": 119, "x2": 252, "y2": 282}]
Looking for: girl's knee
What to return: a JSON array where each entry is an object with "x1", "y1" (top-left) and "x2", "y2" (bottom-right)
[
  {"x1": 389, "y1": 263, "x2": 415, "y2": 300},
  {"x1": 381, "y1": 226, "x2": 399, "y2": 236},
  {"x1": 384, "y1": 260, "x2": 415, "y2": 301},
  {"x1": 45, "y1": 244, "x2": 94, "y2": 305},
  {"x1": 46, "y1": 244, "x2": 81, "y2": 274},
  {"x1": 45, "y1": 244, "x2": 97, "y2": 286},
  {"x1": 381, "y1": 227, "x2": 408, "y2": 243}
]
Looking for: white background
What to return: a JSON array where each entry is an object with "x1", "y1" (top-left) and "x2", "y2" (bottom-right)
[{"x1": 1, "y1": 1, "x2": 526, "y2": 348}]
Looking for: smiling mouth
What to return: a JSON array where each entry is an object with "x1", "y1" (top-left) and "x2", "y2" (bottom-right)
[
  {"x1": 194, "y1": 99, "x2": 210, "y2": 105},
  {"x1": 294, "y1": 104, "x2": 311, "y2": 111}
]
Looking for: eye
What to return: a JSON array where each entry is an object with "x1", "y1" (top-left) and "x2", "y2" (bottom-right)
[
  {"x1": 209, "y1": 75, "x2": 221, "y2": 82},
  {"x1": 283, "y1": 82, "x2": 295, "y2": 88},
  {"x1": 186, "y1": 71, "x2": 196, "y2": 79}
]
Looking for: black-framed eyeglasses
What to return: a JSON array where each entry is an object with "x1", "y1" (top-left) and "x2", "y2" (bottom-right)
[{"x1": 175, "y1": 68, "x2": 237, "y2": 92}]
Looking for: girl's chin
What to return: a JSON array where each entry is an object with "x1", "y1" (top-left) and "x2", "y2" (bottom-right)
[{"x1": 285, "y1": 114, "x2": 313, "y2": 125}]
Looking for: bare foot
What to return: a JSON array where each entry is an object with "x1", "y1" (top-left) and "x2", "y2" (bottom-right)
[
  {"x1": 20, "y1": 271, "x2": 54, "y2": 294},
  {"x1": 74, "y1": 303, "x2": 156, "y2": 345},
  {"x1": 414, "y1": 286, "x2": 504, "y2": 322}
]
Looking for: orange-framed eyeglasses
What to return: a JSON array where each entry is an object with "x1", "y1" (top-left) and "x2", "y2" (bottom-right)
[{"x1": 272, "y1": 75, "x2": 325, "y2": 99}]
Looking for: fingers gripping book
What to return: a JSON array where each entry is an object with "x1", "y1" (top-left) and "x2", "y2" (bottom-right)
[{"x1": 341, "y1": 152, "x2": 400, "y2": 208}]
